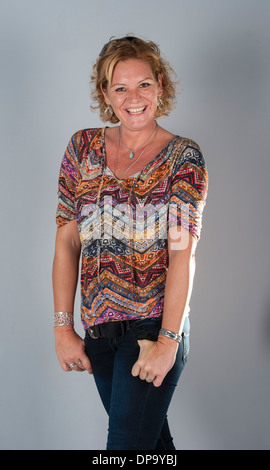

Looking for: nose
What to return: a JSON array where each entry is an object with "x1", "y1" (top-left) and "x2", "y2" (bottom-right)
[{"x1": 126, "y1": 88, "x2": 141, "y2": 102}]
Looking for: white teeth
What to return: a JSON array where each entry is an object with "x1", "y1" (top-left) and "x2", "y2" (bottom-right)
[{"x1": 127, "y1": 107, "x2": 145, "y2": 114}]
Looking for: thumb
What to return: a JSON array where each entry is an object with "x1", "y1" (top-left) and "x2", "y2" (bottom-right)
[
  {"x1": 131, "y1": 359, "x2": 140, "y2": 377},
  {"x1": 131, "y1": 340, "x2": 149, "y2": 377},
  {"x1": 81, "y1": 351, "x2": 93, "y2": 374}
]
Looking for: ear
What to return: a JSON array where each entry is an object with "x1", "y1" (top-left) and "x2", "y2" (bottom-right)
[
  {"x1": 100, "y1": 83, "x2": 110, "y2": 105},
  {"x1": 157, "y1": 74, "x2": 163, "y2": 96}
]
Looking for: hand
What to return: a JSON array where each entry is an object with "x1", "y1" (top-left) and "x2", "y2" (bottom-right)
[
  {"x1": 54, "y1": 326, "x2": 92, "y2": 373},
  {"x1": 131, "y1": 338, "x2": 178, "y2": 387}
]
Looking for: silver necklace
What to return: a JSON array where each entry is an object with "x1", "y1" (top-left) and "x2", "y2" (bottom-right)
[
  {"x1": 114, "y1": 123, "x2": 159, "y2": 180},
  {"x1": 119, "y1": 122, "x2": 158, "y2": 159}
]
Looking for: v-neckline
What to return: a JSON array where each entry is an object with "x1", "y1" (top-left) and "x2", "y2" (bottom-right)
[{"x1": 100, "y1": 127, "x2": 179, "y2": 181}]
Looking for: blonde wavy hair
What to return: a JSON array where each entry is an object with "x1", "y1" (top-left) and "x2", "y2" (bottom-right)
[{"x1": 90, "y1": 35, "x2": 178, "y2": 123}]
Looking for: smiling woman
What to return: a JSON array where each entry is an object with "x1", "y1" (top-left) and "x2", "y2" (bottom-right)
[
  {"x1": 100, "y1": 58, "x2": 172, "y2": 180},
  {"x1": 53, "y1": 34, "x2": 208, "y2": 450},
  {"x1": 101, "y1": 59, "x2": 162, "y2": 134},
  {"x1": 90, "y1": 35, "x2": 177, "y2": 123}
]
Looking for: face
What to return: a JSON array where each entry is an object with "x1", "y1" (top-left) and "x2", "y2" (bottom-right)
[{"x1": 102, "y1": 58, "x2": 163, "y2": 133}]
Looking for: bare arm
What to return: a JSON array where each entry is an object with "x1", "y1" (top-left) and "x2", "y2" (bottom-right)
[
  {"x1": 131, "y1": 227, "x2": 196, "y2": 387},
  {"x1": 53, "y1": 220, "x2": 81, "y2": 312},
  {"x1": 52, "y1": 220, "x2": 92, "y2": 373},
  {"x1": 159, "y1": 229, "x2": 196, "y2": 339}
]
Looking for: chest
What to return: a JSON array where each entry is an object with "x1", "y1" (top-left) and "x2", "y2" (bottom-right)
[{"x1": 106, "y1": 140, "x2": 171, "y2": 180}]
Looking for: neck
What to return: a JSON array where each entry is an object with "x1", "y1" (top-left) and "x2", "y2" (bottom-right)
[{"x1": 119, "y1": 121, "x2": 157, "y2": 149}]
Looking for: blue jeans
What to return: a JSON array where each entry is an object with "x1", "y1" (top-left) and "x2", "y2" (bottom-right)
[{"x1": 84, "y1": 316, "x2": 190, "y2": 450}]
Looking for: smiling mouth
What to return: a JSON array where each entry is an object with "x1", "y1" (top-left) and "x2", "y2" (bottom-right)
[{"x1": 126, "y1": 106, "x2": 146, "y2": 115}]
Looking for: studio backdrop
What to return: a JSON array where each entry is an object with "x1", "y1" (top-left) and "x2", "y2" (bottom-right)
[{"x1": 0, "y1": 0, "x2": 269, "y2": 450}]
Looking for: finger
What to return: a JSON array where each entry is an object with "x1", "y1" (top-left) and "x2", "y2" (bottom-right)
[
  {"x1": 76, "y1": 359, "x2": 93, "y2": 373},
  {"x1": 67, "y1": 359, "x2": 89, "y2": 373},
  {"x1": 141, "y1": 369, "x2": 155, "y2": 382},
  {"x1": 145, "y1": 375, "x2": 155, "y2": 383},
  {"x1": 75, "y1": 360, "x2": 88, "y2": 371},
  {"x1": 66, "y1": 361, "x2": 77, "y2": 371},
  {"x1": 74, "y1": 361, "x2": 86, "y2": 372},
  {"x1": 131, "y1": 361, "x2": 141, "y2": 377},
  {"x1": 65, "y1": 360, "x2": 82, "y2": 371},
  {"x1": 139, "y1": 370, "x2": 148, "y2": 381},
  {"x1": 81, "y1": 356, "x2": 93, "y2": 374},
  {"x1": 80, "y1": 347, "x2": 93, "y2": 374},
  {"x1": 153, "y1": 375, "x2": 164, "y2": 387}
]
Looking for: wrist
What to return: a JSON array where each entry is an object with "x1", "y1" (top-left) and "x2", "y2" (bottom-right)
[
  {"x1": 54, "y1": 311, "x2": 74, "y2": 327},
  {"x1": 54, "y1": 324, "x2": 75, "y2": 337},
  {"x1": 157, "y1": 334, "x2": 179, "y2": 350},
  {"x1": 158, "y1": 328, "x2": 182, "y2": 345}
]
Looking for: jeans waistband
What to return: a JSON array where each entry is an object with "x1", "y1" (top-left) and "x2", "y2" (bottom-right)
[{"x1": 85, "y1": 319, "x2": 138, "y2": 339}]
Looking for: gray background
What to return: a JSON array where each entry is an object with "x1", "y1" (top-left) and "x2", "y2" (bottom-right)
[{"x1": 0, "y1": 0, "x2": 269, "y2": 450}]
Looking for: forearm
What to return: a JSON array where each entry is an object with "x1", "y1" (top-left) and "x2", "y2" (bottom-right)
[
  {"x1": 52, "y1": 225, "x2": 92, "y2": 373},
  {"x1": 52, "y1": 234, "x2": 81, "y2": 315},
  {"x1": 160, "y1": 237, "x2": 196, "y2": 342}
]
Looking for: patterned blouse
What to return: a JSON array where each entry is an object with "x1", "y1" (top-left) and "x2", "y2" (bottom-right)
[{"x1": 56, "y1": 127, "x2": 208, "y2": 329}]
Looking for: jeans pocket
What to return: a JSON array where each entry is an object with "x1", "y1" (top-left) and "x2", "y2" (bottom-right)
[{"x1": 181, "y1": 331, "x2": 189, "y2": 364}]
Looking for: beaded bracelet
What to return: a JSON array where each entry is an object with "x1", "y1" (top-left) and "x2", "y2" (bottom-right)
[
  {"x1": 159, "y1": 328, "x2": 182, "y2": 343},
  {"x1": 54, "y1": 312, "x2": 74, "y2": 327}
]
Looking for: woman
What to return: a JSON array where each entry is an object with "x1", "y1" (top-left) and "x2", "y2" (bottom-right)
[{"x1": 53, "y1": 35, "x2": 208, "y2": 450}]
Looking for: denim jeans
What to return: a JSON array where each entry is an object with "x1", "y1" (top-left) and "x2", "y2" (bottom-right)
[{"x1": 84, "y1": 316, "x2": 190, "y2": 450}]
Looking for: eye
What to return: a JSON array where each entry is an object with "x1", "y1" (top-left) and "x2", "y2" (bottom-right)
[
  {"x1": 115, "y1": 87, "x2": 126, "y2": 93},
  {"x1": 140, "y1": 82, "x2": 150, "y2": 88}
]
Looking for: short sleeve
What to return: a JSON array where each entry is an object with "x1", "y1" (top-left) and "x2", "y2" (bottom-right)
[
  {"x1": 56, "y1": 133, "x2": 80, "y2": 227},
  {"x1": 169, "y1": 141, "x2": 208, "y2": 241}
]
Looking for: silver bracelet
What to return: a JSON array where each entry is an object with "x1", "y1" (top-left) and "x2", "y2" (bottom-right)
[
  {"x1": 54, "y1": 312, "x2": 74, "y2": 327},
  {"x1": 159, "y1": 328, "x2": 182, "y2": 343}
]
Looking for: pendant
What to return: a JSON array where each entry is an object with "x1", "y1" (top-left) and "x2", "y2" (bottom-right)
[{"x1": 129, "y1": 151, "x2": 134, "y2": 159}]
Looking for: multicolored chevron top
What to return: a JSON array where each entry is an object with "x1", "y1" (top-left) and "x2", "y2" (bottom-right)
[{"x1": 56, "y1": 128, "x2": 208, "y2": 328}]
